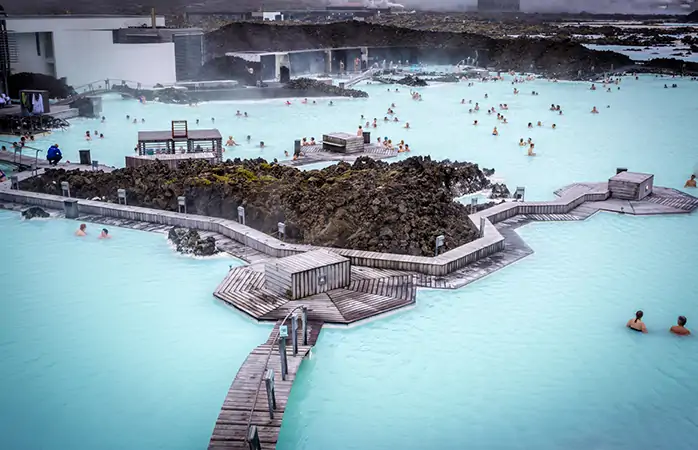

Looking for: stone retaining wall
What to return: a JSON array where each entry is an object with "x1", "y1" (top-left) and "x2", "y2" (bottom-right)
[{"x1": 0, "y1": 184, "x2": 610, "y2": 276}]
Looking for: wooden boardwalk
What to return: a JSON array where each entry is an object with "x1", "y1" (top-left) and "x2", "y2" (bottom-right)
[
  {"x1": 209, "y1": 320, "x2": 323, "y2": 450},
  {"x1": 214, "y1": 266, "x2": 416, "y2": 324}
]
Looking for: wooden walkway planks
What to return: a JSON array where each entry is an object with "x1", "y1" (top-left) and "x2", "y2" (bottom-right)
[{"x1": 209, "y1": 321, "x2": 321, "y2": 450}]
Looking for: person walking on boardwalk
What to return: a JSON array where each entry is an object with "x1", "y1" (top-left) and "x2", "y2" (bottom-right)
[{"x1": 627, "y1": 310, "x2": 647, "y2": 333}]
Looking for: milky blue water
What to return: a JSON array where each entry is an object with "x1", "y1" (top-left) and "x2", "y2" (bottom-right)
[
  {"x1": 2, "y1": 70, "x2": 698, "y2": 450},
  {"x1": 279, "y1": 212, "x2": 698, "y2": 450},
  {"x1": 0, "y1": 211, "x2": 272, "y2": 450},
  {"x1": 14, "y1": 74, "x2": 697, "y2": 200}
]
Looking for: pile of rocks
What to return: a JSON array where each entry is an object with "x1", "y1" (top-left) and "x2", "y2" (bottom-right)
[
  {"x1": 284, "y1": 78, "x2": 369, "y2": 98},
  {"x1": 167, "y1": 227, "x2": 218, "y2": 256},
  {"x1": 22, "y1": 156, "x2": 494, "y2": 257}
]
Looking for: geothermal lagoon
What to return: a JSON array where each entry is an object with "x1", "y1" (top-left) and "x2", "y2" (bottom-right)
[{"x1": 2, "y1": 71, "x2": 698, "y2": 450}]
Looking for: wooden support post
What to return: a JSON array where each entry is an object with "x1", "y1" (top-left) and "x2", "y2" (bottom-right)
[
  {"x1": 264, "y1": 368, "x2": 276, "y2": 419},
  {"x1": 480, "y1": 217, "x2": 486, "y2": 238},
  {"x1": 291, "y1": 314, "x2": 299, "y2": 356},
  {"x1": 247, "y1": 425, "x2": 261, "y2": 450},
  {"x1": 177, "y1": 196, "x2": 186, "y2": 214},
  {"x1": 301, "y1": 306, "x2": 308, "y2": 345},
  {"x1": 63, "y1": 198, "x2": 79, "y2": 219},
  {"x1": 278, "y1": 332, "x2": 288, "y2": 381},
  {"x1": 117, "y1": 188, "x2": 127, "y2": 205}
]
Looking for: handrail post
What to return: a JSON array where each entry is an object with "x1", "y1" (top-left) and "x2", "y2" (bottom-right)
[
  {"x1": 264, "y1": 368, "x2": 276, "y2": 419},
  {"x1": 291, "y1": 313, "x2": 299, "y2": 356},
  {"x1": 301, "y1": 306, "x2": 308, "y2": 345},
  {"x1": 278, "y1": 332, "x2": 288, "y2": 381}
]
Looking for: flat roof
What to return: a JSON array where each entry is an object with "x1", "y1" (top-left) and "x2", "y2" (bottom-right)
[
  {"x1": 610, "y1": 171, "x2": 653, "y2": 183},
  {"x1": 138, "y1": 129, "x2": 222, "y2": 141},
  {"x1": 274, "y1": 250, "x2": 348, "y2": 274}
]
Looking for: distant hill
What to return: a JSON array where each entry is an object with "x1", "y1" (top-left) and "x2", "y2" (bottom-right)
[{"x1": 688, "y1": 10, "x2": 698, "y2": 22}]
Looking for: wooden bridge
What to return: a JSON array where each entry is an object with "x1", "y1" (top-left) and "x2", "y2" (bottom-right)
[{"x1": 208, "y1": 318, "x2": 323, "y2": 449}]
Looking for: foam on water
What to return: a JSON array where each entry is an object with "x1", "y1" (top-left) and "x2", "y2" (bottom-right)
[
  {"x1": 278, "y1": 212, "x2": 698, "y2": 450},
  {"x1": 0, "y1": 211, "x2": 272, "y2": 450}
]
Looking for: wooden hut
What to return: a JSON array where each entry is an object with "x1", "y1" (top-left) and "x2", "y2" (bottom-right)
[
  {"x1": 264, "y1": 250, "x2": 350, "y2": 299},
  {"x1": 609, "y1": 171, "x2": 654, "y2": 201}
]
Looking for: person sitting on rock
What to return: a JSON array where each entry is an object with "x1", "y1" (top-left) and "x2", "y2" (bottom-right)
[
  {"x1": 46, "y1": 144, "x2": 62, "y2": 166},
  {"x1": 685, "y1": 174, "x2": 697, "y2": 188}
]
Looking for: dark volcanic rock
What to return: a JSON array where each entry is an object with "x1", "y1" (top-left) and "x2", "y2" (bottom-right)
[
  {"x1": 21, "y1": 206, "x2": 49, "y2": 219},
  {"x1": 687, "y1": 10, "x2": 698, "y2": 23},
  {"x1": 205, "y1": 22, "x2": 633, "y2": 79},
  {"x1": 642, "y1": 58, "x2": 698, "y2": 75},
  {"x1": 21, "y1": 157, "x2": 492, "y2": 256},
  {"x1": 396, "y1": 75, "x2": 428, "y2": 87},
  {"x1": 489, "y1": 183, "x2": 511, "y2": 199},
  {"x1": 168, "y1": 227, "x2": 218, "y2": 256},
  {"x1": 8, "y1": 73, "x2": 75, "y2": 99},
  {"x1": 284, "y1": 78, "x2": 368, "y2": 98}
]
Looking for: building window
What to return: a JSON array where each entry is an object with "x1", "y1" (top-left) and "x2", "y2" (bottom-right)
[
  {"x1": 35, "y1": 32, "x2": 41, "y2": 56},
  {"x1": 45, "y1": 33, "x2": 54, "y2": 58}
]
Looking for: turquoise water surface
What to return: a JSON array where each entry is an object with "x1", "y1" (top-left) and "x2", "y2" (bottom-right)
[
  {"x1": 0, "y1": 211, "x2": 272, "y2": 450},
  {"x1": 1, "y1": 69, "x2": 698, "y2": 450},
  {"x1": 14, "y1": 74, "x2": 698, "y2": 200},
  {"x1": 279, "y1": 212, "x2": 698, "y2": 450}
]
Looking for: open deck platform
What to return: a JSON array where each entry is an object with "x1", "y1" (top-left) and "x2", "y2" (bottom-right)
[
  {"x1": 280, "y1": 142, "x2": 399, "y2": 167},
  {"x1": 214, "y1": 265, "x2": 415, "y2": 324}
]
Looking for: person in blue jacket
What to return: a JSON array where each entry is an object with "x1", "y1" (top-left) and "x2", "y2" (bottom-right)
[{"x1": 47, "y1": 144, "x2": 62, "y2": 166}]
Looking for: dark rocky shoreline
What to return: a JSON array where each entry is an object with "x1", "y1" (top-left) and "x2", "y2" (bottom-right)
[
  {"x1": 20, "y1": 157, "x2": 495, "y2": 257},
  {"x1": 204, "y1": 21, "x2": 632, "y2": 80}
]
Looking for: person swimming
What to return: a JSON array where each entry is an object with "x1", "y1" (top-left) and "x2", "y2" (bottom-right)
[
  {"x1": 328, "y1": 101, "x2": 333, "y2": 106},
  {"x1": 259, "y1": 141, "x2": 265, "y2": 148},
  {"x1": 285, "y1": 100, "x2": 291, "y2": 106},
  {"x1": 99, "y1": 228, "x2": 111, "y2": 239},
  {"x1": 393, "y1": 117, "x2": 399, "y2": 122},
  {"x1": 101, "y1": 116, "x2": 106, "y2": 123},
  {"x1": 404, "y1": 122, "x2": 410, "y2": 129},
  {"x1": 302, "y1": 98, "x2": 308, "y2": 104},
  {"x1": 591, "y1": 106, "x2": 599, "y2": 114},
  {"x1": 473, "y1": 120, "x2": 478, "y2": 126},
  {"x1": 99, "y1": 133, "x2": 104, "y2": 139},
  {"x1": 528, "y1": 122, "x2": 533, "y2": 128},
  {"x1": 236, "y1": 110, "x2": 242, "y2": 116},
  {"x1": 474, "y1": 102, "x2": 480, "y2": 111},
  {"x1": 309, "y1": 137, "x2": 316, "y2": 145},
  {"x1": 670, "y1": 316, "x2": 690, "y2": 335},
  {"x1": 684, "y1": 174, "x2": 696, "y2": 188},
  {"x1": 537, "y1": 121, "x2": 542, "y2": 127},
  {"x1": 527, "y1": 143, "x2": 536, "y2": 156},
  {"x1": 357, "y1": 126, "x2": 363, "y2": 137},
  {"x1": 626, "y1": 310, "x2": 647, "y2": 333},
  {"x1": 226, "y1": 136, "x2": 238, "y2": 146},
  {"x1": 85, "y1": 131, "x2": 91, "y2": 140},
  {"x1": 519, "y1": 138, "x2": 525, "y2": 146},
  {"x1": 552, "y1": 124, "x2": 556, "y2": 129},
  {"x1": 246, "y1": 135, "x2": 251, "y2": 142},
  {"x1": 492, "y1": 127, "x2": 498, "y2": 136},
  {"x1": 75, "y1": 224, "x2": 87, "y2": 236}
]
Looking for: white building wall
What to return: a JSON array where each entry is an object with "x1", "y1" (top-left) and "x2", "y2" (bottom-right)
[
  {"x1": 6, "y1": 16, "x2": 175, "y2": 87},
  {"x1": 53, "y1": 30, "x2": 176, "y2": 87},
  {"x1": 11, "y1": 32, "x2": 54, "y2": 76}
]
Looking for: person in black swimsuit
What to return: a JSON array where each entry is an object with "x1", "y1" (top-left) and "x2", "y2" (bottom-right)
[{"x1": 626, "y1": 310, "x2": 647, "y2": 333}]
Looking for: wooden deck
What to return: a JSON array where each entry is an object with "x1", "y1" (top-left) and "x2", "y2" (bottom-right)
[
  {"x1": 209, "y1": 320, "x2": 323, "y2": 450},
  {"x1": 280, "y1": 143, "x2": 399, "y2": 167},
  {"x1": 215, "y1": 266, "x2": 416, "y2": 324}
]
